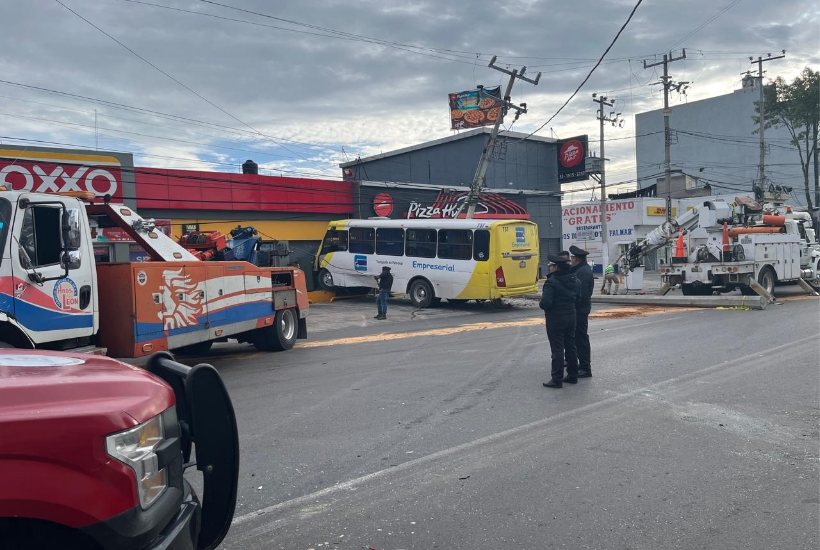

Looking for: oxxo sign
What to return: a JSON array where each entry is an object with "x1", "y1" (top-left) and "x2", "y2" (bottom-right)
[{"x1": 0, "y1": 151, "x2": 123, "y2": 200}]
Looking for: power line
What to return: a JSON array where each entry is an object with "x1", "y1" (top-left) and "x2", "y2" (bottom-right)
[
  {"x1": 514, "y1": 0, "x2": 644, "y2": 142},
  {"x1": 0, "y1": 78, "x2": 353, "y2": 158},
  {"x1": 54, "y1": 0, "x2": 335, "y2": 173},
  {"x1": 669, "y1": 0, "x2": 744, "y2": 50},
  {"x1": 122, "y1": 0, "x2": 480, "y2": 65}
]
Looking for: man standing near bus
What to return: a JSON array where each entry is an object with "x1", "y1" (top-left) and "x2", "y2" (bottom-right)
[
  {"x1": 375, "y1": 266, "x2": 393, "y2": 320},
  {"x1": 569, "y1": 245, "x2": 594, "y2": 378}
]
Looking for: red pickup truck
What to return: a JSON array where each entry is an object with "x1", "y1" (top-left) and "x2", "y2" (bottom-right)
[{"x1": 0, "y1": 350, "x2": 239, "y2": 550}]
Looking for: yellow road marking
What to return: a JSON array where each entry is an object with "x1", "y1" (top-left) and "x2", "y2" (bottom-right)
[{"x1": 296, "y1": 306, "x2": 687, "y2": 349}]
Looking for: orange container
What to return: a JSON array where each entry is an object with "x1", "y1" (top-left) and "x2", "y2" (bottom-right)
[
  {"x1": 728, "y1": 226, "x2": 785, "y2": 238},
  {"x1": 762, "y1": 215, "x2": 785, "y2": 226}
]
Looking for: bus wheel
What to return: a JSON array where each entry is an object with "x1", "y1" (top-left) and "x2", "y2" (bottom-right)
[
  {"x1": 317, "y1": 269, "x2": 334, "y2": 291},
  {"x1": 409, "y1": 279, "x2": 434, "y2": 308},
  {"x1": 253, "y1": 308, "x2": 298, "y2": 351}
]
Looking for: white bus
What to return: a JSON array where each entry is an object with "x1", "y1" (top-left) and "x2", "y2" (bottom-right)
[{"x1": 314, "y1": 219, "x2": 539, "y2": 307}]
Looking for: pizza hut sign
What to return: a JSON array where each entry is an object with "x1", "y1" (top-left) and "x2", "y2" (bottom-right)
[
  {"x1": 557, "y1": 135, "x2": 588, "y2": 184},
  {"x1": 0, "y1": 151, "x2": 124, "y2": 200}
]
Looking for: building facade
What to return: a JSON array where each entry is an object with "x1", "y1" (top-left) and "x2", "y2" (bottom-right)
[
  {"x1": 635, "y1": 76, "x2": 814, "y2": 203},
  {"x1": 341, "y1": 128, "x2": 569, "y2": 271}
]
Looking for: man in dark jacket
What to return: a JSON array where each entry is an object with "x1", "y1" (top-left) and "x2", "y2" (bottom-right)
[
  {"x1": 374, "y1": 266, "x2": 393, "y2": 320},
  {"x1": 570, "y1": 245, "x2": 594, "y2": 378},
  {"x1": 539, "y1": 254, "x2": 581, "y2": 388}
]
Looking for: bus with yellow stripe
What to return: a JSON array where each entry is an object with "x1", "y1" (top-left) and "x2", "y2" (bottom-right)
[{"x1": 314, "y1": 219, "x2": 539, "y2": 307}]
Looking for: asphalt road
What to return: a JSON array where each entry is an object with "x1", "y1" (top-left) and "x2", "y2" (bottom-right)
[{"x1": 198, "y1": 293, "x2": 820, "y2": 550}]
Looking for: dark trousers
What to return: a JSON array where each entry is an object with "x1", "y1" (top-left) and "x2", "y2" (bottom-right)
[
  {"x1": 575, "y1": 306, "x2": 591, "y2": 370},
  {"x1": 546, "y1": 311, "x2": 578, "y2": 382}
]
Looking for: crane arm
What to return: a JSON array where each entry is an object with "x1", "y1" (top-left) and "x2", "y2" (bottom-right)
[{"x1": 622, "y1": 205, "x2": 704, "y2": 269}]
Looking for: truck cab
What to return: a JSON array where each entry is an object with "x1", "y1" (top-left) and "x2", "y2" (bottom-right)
[
  {"x1": 0, "y1": 192, "x2": 99, "y2": 349},
  {"x1": 0, "y1": 190, "x2": 309, "y2": 357},
  {"x1": 0, "y1": 350, "x2": 239, "y2": 550}
]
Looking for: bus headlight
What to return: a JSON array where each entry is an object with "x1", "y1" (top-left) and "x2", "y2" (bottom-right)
[{"x1": 106, "y1": 414, "x2": 168, "y2": 509}]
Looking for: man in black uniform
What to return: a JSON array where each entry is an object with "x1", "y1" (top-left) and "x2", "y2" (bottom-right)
[
  {"x1": 539, "y1": 254, "x2": 581, "y2": 388},
  {"x1": 569, "y1": 245, "x2": 594, "y2": 378}
]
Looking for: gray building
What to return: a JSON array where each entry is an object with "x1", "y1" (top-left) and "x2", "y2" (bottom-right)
[
  {"x1": 340, "y1": 128, "x2": 566, "y2": 270},
  {"x1": 635, "y1": 75, "x2": 814, "y2": 204}
]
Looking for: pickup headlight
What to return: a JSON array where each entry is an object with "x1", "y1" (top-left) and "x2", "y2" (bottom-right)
[{"x1": 106, "y1": 411, "x2": 170, "y2": 509}]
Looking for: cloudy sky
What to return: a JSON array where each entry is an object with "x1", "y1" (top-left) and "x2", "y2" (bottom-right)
[{"x1": 1, "y1": 0, "x2": 817, "y2": 199}]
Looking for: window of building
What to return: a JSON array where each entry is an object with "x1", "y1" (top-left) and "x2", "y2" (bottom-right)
[
  {"x1": 405, "y1": 228, "x2": 436, "y2": 258},
  {"x1": 438, "y1": 229, "x2": 473, "y2": 260},
  {"x1": 376, "y1": 228, "x2": 404, "y2": 256},
  {"x1": 473, "y1": 229, "x2": 490, "y2": 261},
  {"x1": 348, "y1": 227, "x2": 375, "y2": 254},
  {"x1": 321, "y1": 228, "x2": 348, "y2": 254}
]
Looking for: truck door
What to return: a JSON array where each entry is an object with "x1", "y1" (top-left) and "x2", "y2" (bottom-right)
[{"x1": 10, "y1": 196, "x2": 95, "y2": 343}]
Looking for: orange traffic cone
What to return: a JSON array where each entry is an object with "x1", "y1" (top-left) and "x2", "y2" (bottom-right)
[{"x1": 674, "y1": 229, "x2": 685, "y2": 261}]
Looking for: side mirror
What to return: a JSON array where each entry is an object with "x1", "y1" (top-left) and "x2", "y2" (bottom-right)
[{"x1": 62, "y1": 209, "x2": 82, "y2": 250}]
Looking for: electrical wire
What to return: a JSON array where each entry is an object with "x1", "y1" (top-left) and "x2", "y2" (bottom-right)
[
  {"x1": 54, "y1": 0, "x2": 336, "y2": 173},
  {"x1": 513, "y1": 0, "x2": 644, "y2": 143}
]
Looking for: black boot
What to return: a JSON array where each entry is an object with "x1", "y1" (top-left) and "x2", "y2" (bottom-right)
[
  {"x1": 543, "y1": 380, "x2": 562, "y2": 388},
  {"x1": 562, "y1": 376, "x2": 578, "y2": 384}
]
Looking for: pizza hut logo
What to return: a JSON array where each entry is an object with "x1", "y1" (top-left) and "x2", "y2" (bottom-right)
[
  {"x1": 559, "y1": 140, "x2": 584, "y2": 168},
  {"x1": 373, "y1": 193, "x2": 394, "y2": 217}
]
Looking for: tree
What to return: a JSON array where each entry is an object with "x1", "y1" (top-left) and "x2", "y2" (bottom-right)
[{"x1": 753, "y1": 67, "x2": 820, "y2": 213}]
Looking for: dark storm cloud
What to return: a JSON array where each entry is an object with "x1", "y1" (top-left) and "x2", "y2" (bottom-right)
[{"x1": 0, "y1": 0, "x2": 817, "y2": 182}]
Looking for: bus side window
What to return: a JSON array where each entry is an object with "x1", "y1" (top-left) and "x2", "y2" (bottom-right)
[
  {"x1": 438, "y1": 229, "x2": 473, "y2": 260},
  {"x1": 406, "y1": 229, "x2": 436, "y2": 258},
  {"x1": 321, "y1": 229, "x2": 348, "y2": 254},
  {"x1": 349, "y1": 227, "x2": 375, "y2": 254},
  {"x1": 376, "y1": 228, "x2": 404, "y2": 256},
  {"x1": 474, "y1": 229, "x2": 490, "y2": 261}
]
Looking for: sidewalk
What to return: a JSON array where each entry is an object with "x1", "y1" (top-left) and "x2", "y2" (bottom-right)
[{"x1": 526, "y1": 270, "x2": 663, "y2": 300}]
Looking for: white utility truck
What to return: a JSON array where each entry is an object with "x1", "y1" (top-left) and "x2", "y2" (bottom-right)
[{"x1": 623, "y1": 195, "x2": 820, "y2": 298}]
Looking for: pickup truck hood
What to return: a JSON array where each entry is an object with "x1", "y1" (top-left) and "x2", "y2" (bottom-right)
[{"x1": 0, "y1": 350, "x2": 174, "y2": 427}]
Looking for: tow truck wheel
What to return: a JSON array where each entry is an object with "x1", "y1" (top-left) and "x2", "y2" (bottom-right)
[
  {"x1": 758, "y1": 266, "x2": 776, "y2": 296},
  {"x1": 253, "y1": 308, "x2": 298, "y2": 351},
  {"x1": 174, "y1": 340, "x2": 213, "y2": 356},
  {"x1": 317, "y1": 269, "x2": 334, "y2": 291},
  {"x1": 409, "y1": 279, "x2": 434, "y2": 308}
]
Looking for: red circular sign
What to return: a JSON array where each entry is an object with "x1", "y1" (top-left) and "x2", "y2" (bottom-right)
[
  {"x1": 373, "y1": 193, "x2": 394, "y2": 217},
  {"x1": 559, "y1": 140, "x2": 584, "y2": 168}
]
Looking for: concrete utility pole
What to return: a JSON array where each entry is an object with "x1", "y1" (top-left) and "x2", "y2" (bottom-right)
[
  {"x1": 592, "y1": 94, "x2": 624, "y2": 271},
  {"x1": 752, "y1": 51, "x2": 786, "y2": 192},
  {"x1": 463, "y1": 57, "x2": 541, "y2": 218},
  {"x1": 644, "y1": 50, "x2": 687, "y2": 223}
]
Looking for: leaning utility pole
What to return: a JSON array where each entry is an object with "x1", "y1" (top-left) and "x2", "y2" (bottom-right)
[
  {"x1": 592, "y1": 94, "x2": 624, "y2": 271},
  {"x1": 645, "y1": 50, "x2": 687, "y2": 223},
  {"x1": 463, "y1": 57, "x2": 541, "y2": 218},
  {"x1": 752, "y1": 51, "x2": 786, "y2": 192}
]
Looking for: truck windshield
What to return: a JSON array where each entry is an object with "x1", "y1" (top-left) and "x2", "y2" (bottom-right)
[{"x1": 0, "y1": 198, "x2": 10, "y2": 267}]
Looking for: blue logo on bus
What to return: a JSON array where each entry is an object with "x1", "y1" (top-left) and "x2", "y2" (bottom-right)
[
  {"x1": 354, "y1": 255, "x2": 368, "y2": 272},
  {"x1": 515, "y1": 227, "x2": 526, "y2": 243}
]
